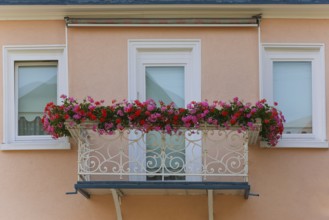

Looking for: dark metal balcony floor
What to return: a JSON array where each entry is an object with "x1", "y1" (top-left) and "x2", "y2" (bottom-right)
[{"x1": 68, "y1": 181, "x2": 253, "y2": 199}]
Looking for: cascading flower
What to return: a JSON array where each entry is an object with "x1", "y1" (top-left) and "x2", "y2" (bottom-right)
[{"x1": 42, "y1": 95, "x2": 285, "y2": 146}]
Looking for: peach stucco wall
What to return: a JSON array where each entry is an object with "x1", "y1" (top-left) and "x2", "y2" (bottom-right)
[
  {"x1": 0, "y1": 19, "x2": 329, "y2": 220},
  {"x1": 67, "y1": 26, "x2": 259, "y2": 102}
]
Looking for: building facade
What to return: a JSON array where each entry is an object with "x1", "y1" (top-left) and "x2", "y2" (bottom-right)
[{"x1": 0, "y1": 1, "x2": 329, "y2": 220}]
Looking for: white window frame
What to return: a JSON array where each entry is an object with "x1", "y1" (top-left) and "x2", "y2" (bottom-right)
[
  {"x1": 128, "y1": 39, "x2": 201, "y2": 180},
  {"x1": 1, "y1": 45, "x2": 70, "y2": 150},
  {"x1": 15, "y1": 61, "x2": 58, "y2": 139},
  {"x1": 261, "y1": 43, "x2": 328, "y2": 148},
  {"x1": 128, "y1": 40, "x2": 201, "y2": 102}
]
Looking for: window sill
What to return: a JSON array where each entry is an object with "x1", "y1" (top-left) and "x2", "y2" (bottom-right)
[
  {"x1": 260, "y1": 139, "x2": 328, "y2": 148},
  {"x1": 0, "y1": 138, "x2": 70, "y2": 150}
]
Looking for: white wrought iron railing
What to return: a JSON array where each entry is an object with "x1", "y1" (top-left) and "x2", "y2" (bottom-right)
[{"x1": 66, "y1": 121, "x2": 261, "y2": 184}]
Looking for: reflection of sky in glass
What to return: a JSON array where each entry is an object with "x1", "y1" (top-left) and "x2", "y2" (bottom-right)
[
  {"x1": 273, "y1": 61, "x2": 312, "y2": 133},
  {"x1": 145, "y1": 66, "x2": 185, "y2": 179},
  {"x1": 18, "y1": 65, "x2": 57, "y2": 120},
  {"x1": 146, "y1": 66, "x2": 184, "y2": 107}
]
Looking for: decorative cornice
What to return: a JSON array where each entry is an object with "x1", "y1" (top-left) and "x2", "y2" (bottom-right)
[{"x1": 1, "y1": 4, "x2": 329, "y2": 20}]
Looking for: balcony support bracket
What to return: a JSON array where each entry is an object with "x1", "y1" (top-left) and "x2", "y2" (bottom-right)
[
  {"x1": 78, "y1": 189, "x2": 91, "y2": 199},
  {"x1": 66, "y1": 188, "x2": 90, "y2": 199},
  {"x1": 208, "y1": 189, "x2": 214, "y2": 220},
  {"x1": 111, "y1": 189, "x2": 123, "y2": 220}
]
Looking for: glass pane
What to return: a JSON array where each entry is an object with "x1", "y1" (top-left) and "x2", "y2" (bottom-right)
[
  {"x1": 146, "y1": 66, "x2": 184, "y2": 107},
  {"x1": 17, "y1": 64, "x2": 57, "y2": 136},
  {"x1": 145, "y1": 66, "x2": 185, "y2": 180},
  {"x1": 273, "y1": 61, "x2": 312, "y2": 134}
]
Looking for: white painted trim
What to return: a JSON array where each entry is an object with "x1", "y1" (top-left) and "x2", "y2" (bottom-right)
[
  {"x1": 260, "y1": 140, "x2": 329, "y2": 148},
  {"x1": 3, "y1": 44, "x2": 67, "y2": 50},
  {"x1": 128, "y1": 39, "x2": 201, "y2": 102},
  {"x1": 65, "y1": 26, "x2": 69, "y2": 85},
  {"x1": 261, "y1": 43, "x2": 327, "y2": 148},
  {"x1": 2, "y1": 45, "x2": 69, "y2": 150},
  {"x1": 258, "y1": 21, "x2": 262, "y2": 99},
  {"x1": 3, "y1": 5, "x2": 329, "y2": 20},
  {"x1": 128, "y1": 39, "x2": 202, "y2": 180},
  {"x1": 0, "y1": 138, "x2": 70, "y2": 150},
  {"x1": 262, "y1": 43, "x2": 325, "y2": 48}
]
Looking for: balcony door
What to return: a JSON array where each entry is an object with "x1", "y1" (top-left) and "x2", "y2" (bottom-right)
[
  {"x1": 128, "y1": 40, "x2": 201, "y2": 181},
  {"x1": 146, "y1": 66, "x2": 186, "y2": 181}
]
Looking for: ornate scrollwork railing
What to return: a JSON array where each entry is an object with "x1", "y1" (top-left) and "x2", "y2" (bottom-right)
[{"x1": 66, "y1": 122, "x2": 261, "y2": 183}]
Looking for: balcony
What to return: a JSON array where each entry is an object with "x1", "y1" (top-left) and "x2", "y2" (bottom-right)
[
  {"x1": 66, "y1": 121, "x2": 261, "y2": 218},
  {"x1": 63, "y1": 120, "x2": 261, "y2": 220},
  {"x1": 66, "y1": 120, "x2": 261, "y2": 195},
  {"x1": 42, "y1": 96, "x2": 283, "y2": 220}
]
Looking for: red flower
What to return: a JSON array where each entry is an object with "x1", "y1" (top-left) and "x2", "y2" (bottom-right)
[
  {"x1": 134, "y1": 100, "x2": 143, "y2": 107},
  {"x1": 116, "y1": 119, "x2": 121, "y2": 124},
  {"x1": 101, "y1": 109, "x2": 107, "y2": 118},
  {"x1": 221, "y1": 111, "x2": 228, "y2": 117},
  {"x1": 135, "y1": 110, "x2": 142, "y2": 117},
  {"x1": 44, "y1": 102, "x2": 54, "y2": 111},
  {"x1": 234, "y1": 112, "x2": 241, "y2": 118}
]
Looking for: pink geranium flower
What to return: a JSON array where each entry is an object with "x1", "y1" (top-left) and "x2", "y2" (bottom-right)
[{"x1": 42, "y1": 95, "x2": 285, "y2": 146}]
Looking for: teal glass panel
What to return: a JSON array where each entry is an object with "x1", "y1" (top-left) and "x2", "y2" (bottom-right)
[
  {"x1": 273, "y1": 61, "x2": 312, "y2": 134},
  {"x1": 145, "y1": 66, "x2": 185, "y2": 180},
  {"x1": 17, "y1": 64, "x2": 57, "y2": 135}
]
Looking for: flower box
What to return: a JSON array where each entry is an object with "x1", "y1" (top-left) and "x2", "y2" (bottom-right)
[{"x1": 42, "y1": 96, "x2": 284, "y2": 146}]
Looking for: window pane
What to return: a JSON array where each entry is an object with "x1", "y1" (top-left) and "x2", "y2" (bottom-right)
[
  {"x1": 273, "y1": 61, "x2": 312, "y2": 134},
  {"x1": 145, "y1": 66, "x2": 185, "y2": 180},
  {"x1": 146, "y1": 66, "x2": 184, "y2": 108},
  {"x1": 17, "y1": 64, "x2": 57, "y2": 136}
]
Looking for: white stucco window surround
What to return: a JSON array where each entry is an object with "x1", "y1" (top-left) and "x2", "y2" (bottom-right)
[
  {"x1": 128, "y1": 39, "x2": 201, "y2": 102},
  {"x1": 1, "y1": 45, "x2": 70, "y2": 150},
  {"x1": 128, "y1": 39, "x2": 202, "y2": 181},
  {"x1": 261, "y1": 43, "x2": 328, "y2": 148}
]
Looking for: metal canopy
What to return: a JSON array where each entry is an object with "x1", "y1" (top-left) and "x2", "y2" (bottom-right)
[{"x1": 64, "y1": 16, "x2": 261, "y2": 27}]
